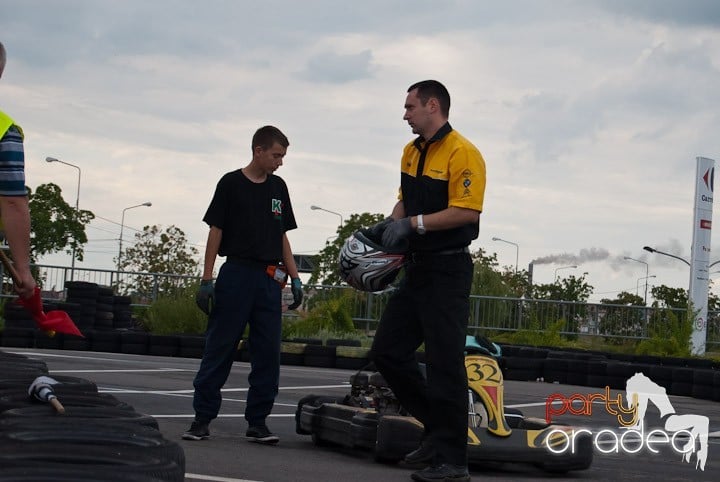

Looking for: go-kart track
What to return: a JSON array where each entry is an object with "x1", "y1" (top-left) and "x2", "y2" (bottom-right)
[{"x1": 3, "y1": 347, "x2": 720, "y2": 482}]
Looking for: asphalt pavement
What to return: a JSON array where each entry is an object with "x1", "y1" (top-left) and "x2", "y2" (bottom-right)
[{"x1": 4, "y1": 348, "x2": 720, "y2": 482}]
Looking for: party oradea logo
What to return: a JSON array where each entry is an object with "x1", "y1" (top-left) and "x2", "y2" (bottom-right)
[{"x1": 544, "y1": 372, "x2": 710, "y2": 471}]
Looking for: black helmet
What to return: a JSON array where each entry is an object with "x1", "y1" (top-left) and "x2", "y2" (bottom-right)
[{"x1": 338, "y1": 229, "x2": 406, "y2": 292}]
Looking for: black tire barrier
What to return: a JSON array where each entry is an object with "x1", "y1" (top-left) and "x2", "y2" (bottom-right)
[
  {"x1": 0, "y1": 446, "x2": 183, "y2": 482},
  {"x1": 178, "y1": 336, "x2": 205, "y2": 359},
  {"x1": 0, "y1": 466, "x2": 169, "y2": 481},
  {"x1": 89, "y1": 330, "x2": 121, "y2": 353},
  {"x1": 121, "y1": 331, "x2": 150, "y2": 355},
  {"x1": 0, "y1": 405, "x2": 160, "y2": 429},
  {"x1": 0, "y1": 375, "x2": 97, "y2": 394},
  {"x1": 0, "y1": 328, "x2": 35, "y2": 348},
  {"x1": 0, "y1": 424, "x2": 185, "y2": 472},
  {"x1": 304, "y1": 345, "x2": 336, "y2": 368},
  {"x1": 0, "y1": 391, "x2": 134, "y2": 414},
  {"x1": 147, "y1": 335, "x2": 180, "y2": 357}
]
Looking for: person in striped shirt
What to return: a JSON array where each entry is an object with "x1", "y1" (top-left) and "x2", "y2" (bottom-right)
[{"x1": 0, "y1": 41, "x2": 36, "y2": 299}]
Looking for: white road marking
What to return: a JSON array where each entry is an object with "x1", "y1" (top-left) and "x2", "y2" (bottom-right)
[{"x1": 185, "y1": 473, "x2": 262, "y2": 482}]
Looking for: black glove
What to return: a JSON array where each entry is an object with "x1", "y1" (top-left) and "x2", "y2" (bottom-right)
[
  {"x1": 367, "y1": 218, "x2": 393, "y2": 241},
  {"x1": 196, "y1": 279, "x2": 215, "y2": 315},
  {"x1": 288, "y1": 278, "x2": 303, "y2": 310},
  {"x1": 381, "y1": 217, "x2": 413, "y2": 248}
]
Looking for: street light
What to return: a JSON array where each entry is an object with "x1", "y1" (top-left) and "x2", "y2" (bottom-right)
[
  {"x1": 46, "y1": 157, "x2": 81, "y2": 280},
  {"x1": 491, "y1": 237, "x2": 519, "y2": 273},
  {"x1": 310, "y1": 205, "x2": 343, "y2": 229},
  {"x1": 117, "y1": 202, "x2": 152, "y2": 272},
  {"x1": 624, "y1": 256, "x2": 650, "y2": 304},
  {"x1": 642, "y1": 246, "x2": 691, "y2": 267},
  {"x1": 636, "y1": 275, "x2": 656, "y2": 303},
  {"x1": 554, "y1": 265, "x2": 577, "y2": 281}
]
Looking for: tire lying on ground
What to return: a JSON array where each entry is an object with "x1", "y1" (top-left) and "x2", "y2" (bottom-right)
[
  {"x1": 0, "y1": 405, "x2": 159, "y2": 429},
  {"x1": 0, "y1": 466, "x2": 168, "y2": 482},
  {"x1": 0, "y1": 445, "x2": 182, "y2": 482},
  {"x1": 0, "y1": 375, "x2": 97, "y2": 393},
  {"x1": 0, "y1": 391, "x2": 134, "y2": 413},
  {"x1": 0, "y1": 423, "x2": 185, "y2": 472}
]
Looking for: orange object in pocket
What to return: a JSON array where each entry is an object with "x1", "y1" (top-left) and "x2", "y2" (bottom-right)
[{"x1": 266, "y1": 265, "x2": 288, "y2": 288}]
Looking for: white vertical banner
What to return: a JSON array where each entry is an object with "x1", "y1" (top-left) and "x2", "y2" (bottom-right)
[{"x1": 689, "y1": 156, "x2": 715, "y2": 355}]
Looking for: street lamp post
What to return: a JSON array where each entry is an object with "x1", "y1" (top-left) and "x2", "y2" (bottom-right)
[
  {"x1": 46, "y1": 157, "x2": 81, "y2": 280},
  {"x1": 491, "y1": 237, "x2": 519, "y2": 273},
  {"x1": 554, "y1": 265, "x2": 577, "y2": 281},
  {"x1": 117, "y1": 202, "x2": 152, "y2": 272},
  {"x1": 310, "y1": 205, "x2": 343, "y2": 230},
  {"x1": 636, "y1": 275, "x2": 656, "y2": 301},
  {"x1": 624, "y1": 256, "x2": 650, "y2": 304}
]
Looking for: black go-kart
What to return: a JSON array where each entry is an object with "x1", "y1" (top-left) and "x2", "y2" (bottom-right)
[{"x1": 296, "y1": 336, "x2": 593, "y2": 473}]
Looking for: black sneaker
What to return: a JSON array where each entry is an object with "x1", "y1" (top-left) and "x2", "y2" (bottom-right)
[
  {"x1": 411, "y1": 464, "x2": 470, "y2": 482},
  {"x1": 245, "y1": 424, "x2": 279, "y2": 444},
  {"x1": 182, "y1": 420, "x2": 210, "y2": 440}
]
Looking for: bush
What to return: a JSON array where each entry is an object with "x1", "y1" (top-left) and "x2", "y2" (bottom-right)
[
  {"x1": 140, "y1": 284, "x2": 207, "y2": 335},
  {"x1": 635, "y1": 307, "x2": 693, "y2": 358},
  {"x1": 283, "y1": 291, "x2": 355, "y2": 339}
]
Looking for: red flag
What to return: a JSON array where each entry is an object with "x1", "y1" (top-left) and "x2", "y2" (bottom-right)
[{"x1": 17, "y1": 287, "x2": 84, "y2": 338}]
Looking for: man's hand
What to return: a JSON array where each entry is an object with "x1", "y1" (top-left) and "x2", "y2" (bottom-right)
[
  {"x1": 381, "y1": 217, "x2": 413, "y2": 248},
  {"x1": 196, "y1": 279, "x2": 215, "y2": 315},
  {"x1": 288, "y1": 278, "x2": 303, "y2": 310},
  {"x1": 367, "y1": 218, "x2": 393, "y2": 241},
  {"x1": 14, "y1": 267, "x2": 37, "y2": 299}
]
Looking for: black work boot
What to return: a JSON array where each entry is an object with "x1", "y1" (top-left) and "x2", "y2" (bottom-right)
[
  {"x1": 411, "y1": 464, "x2": 470, "y2": 482},
  {"x1": 404, "y1": 442, "x2": 437, "y2": 465}
]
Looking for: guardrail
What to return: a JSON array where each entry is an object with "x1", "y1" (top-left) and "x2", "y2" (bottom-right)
[{"x1": 1, "y1": 263, "x2": 718, "y2": 349}]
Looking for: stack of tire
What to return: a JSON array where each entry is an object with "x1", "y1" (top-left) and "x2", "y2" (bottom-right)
[
  {"x1": 0, "y1": 349, "x2": 185, "y2": 481},
  {"x1": 113, "y1": 294, "x2": 134, "y2": 329},
  {"x1": 64, "y1": 281, "x2": 100, "y2": 332},
  {"x1": 1, "y1": 301, "x2": 37, "y2": 349},
  {"x1": 94, "y1": 285, "x2": 115, "y2": 331}
]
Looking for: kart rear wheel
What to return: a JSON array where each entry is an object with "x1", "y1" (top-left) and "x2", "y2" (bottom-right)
[{"x1": 374, "y1": 415, "x2": 423, "y2": 463}]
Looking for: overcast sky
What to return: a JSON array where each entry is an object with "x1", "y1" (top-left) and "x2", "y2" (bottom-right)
[{"x1": 2, "y1": 0, "x2": 720, "y2": 302}]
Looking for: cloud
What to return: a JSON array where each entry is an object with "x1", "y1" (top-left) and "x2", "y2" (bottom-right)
[
  {"x1": 300, "y1": 50, "x2": 375, "y2": 84},
  {"x1": 593, "y1": 0, "x2": 720, "y2": 27}
]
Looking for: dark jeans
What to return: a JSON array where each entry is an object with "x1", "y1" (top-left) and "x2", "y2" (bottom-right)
[
  {"x1": 192, "y1": 261, "x2": 282, "y2": 426},
  {"x1": 371, "y1": 252, "x2": 472, "y2": 466}
]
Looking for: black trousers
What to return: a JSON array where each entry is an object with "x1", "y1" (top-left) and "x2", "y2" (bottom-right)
[{"x1": 371, "y1": 252, "x2": 472, "y2": 466}]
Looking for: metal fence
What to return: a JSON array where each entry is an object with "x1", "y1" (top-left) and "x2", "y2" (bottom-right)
[{"x1": 2, "y1": 263, "x2": 718, "y2": 350}]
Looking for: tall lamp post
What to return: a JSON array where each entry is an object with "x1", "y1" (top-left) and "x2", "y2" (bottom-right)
[
  {"x1": 624, "y1": 256, "x2": 650, "y2": 304},
  {"x1": 310, "y1": 205, "x2": 343, "y2": 231},
  {"x1": 46, "y1": 157, "x2": 81, "y2": 280},
  {"x1": 117, "y1": 202, "x2": 152, "y2": 272},
  {"x1": 491, "y1": 237, "x2": 519, "y2": 273},
  {"x1": 636, "y1": 275, "x2": 656, "y2": 301},
  {"x1": 554, "y1": 265, "x2": 577, "y2": 281}
]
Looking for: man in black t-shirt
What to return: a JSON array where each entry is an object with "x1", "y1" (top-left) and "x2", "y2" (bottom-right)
[{"x1": 183, "y1": 125, "x2": 303, "y2": 445}]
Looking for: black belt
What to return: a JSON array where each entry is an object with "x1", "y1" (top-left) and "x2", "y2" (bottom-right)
[
  {"x1": 226, "y1": 256, "x2": 278, "y2": 269},
  {"x1": 409, "y1": 246, "x2": 469, "y2": 262}
]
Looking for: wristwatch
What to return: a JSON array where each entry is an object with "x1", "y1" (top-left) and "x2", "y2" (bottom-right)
[{"x1": 416, "y1": 214, "x2": 426, "y2": 235}]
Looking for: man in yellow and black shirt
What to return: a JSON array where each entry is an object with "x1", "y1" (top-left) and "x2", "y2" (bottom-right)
[{"x1": 371, "y1": 80, "x2": 486, "y2": 482}]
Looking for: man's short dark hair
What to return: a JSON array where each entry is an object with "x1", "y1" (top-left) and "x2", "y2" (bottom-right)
[
  {"x1": 252, "y1": 125, "x2": 289, "y2": 151},
  {"x1": 407, "y1": 80, "x2": 451, "y2": 118}
]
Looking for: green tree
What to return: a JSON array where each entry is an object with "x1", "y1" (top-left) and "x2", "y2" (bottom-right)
[
  {"x1": 119, "y1": 224, "x2": 200, "y2": 295},
  {"x1": 308, "y1": 212, "x2": 385, "y2": 285},
  {"x1": 598, "y1": 291, "x2": 646, "y2": 343},
  {"x1": 27, "y1": 183, "x2": 94, "y2": 262},
  {"x1": 650, "y1": 285, "x2": 688, "y2": 309}
]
